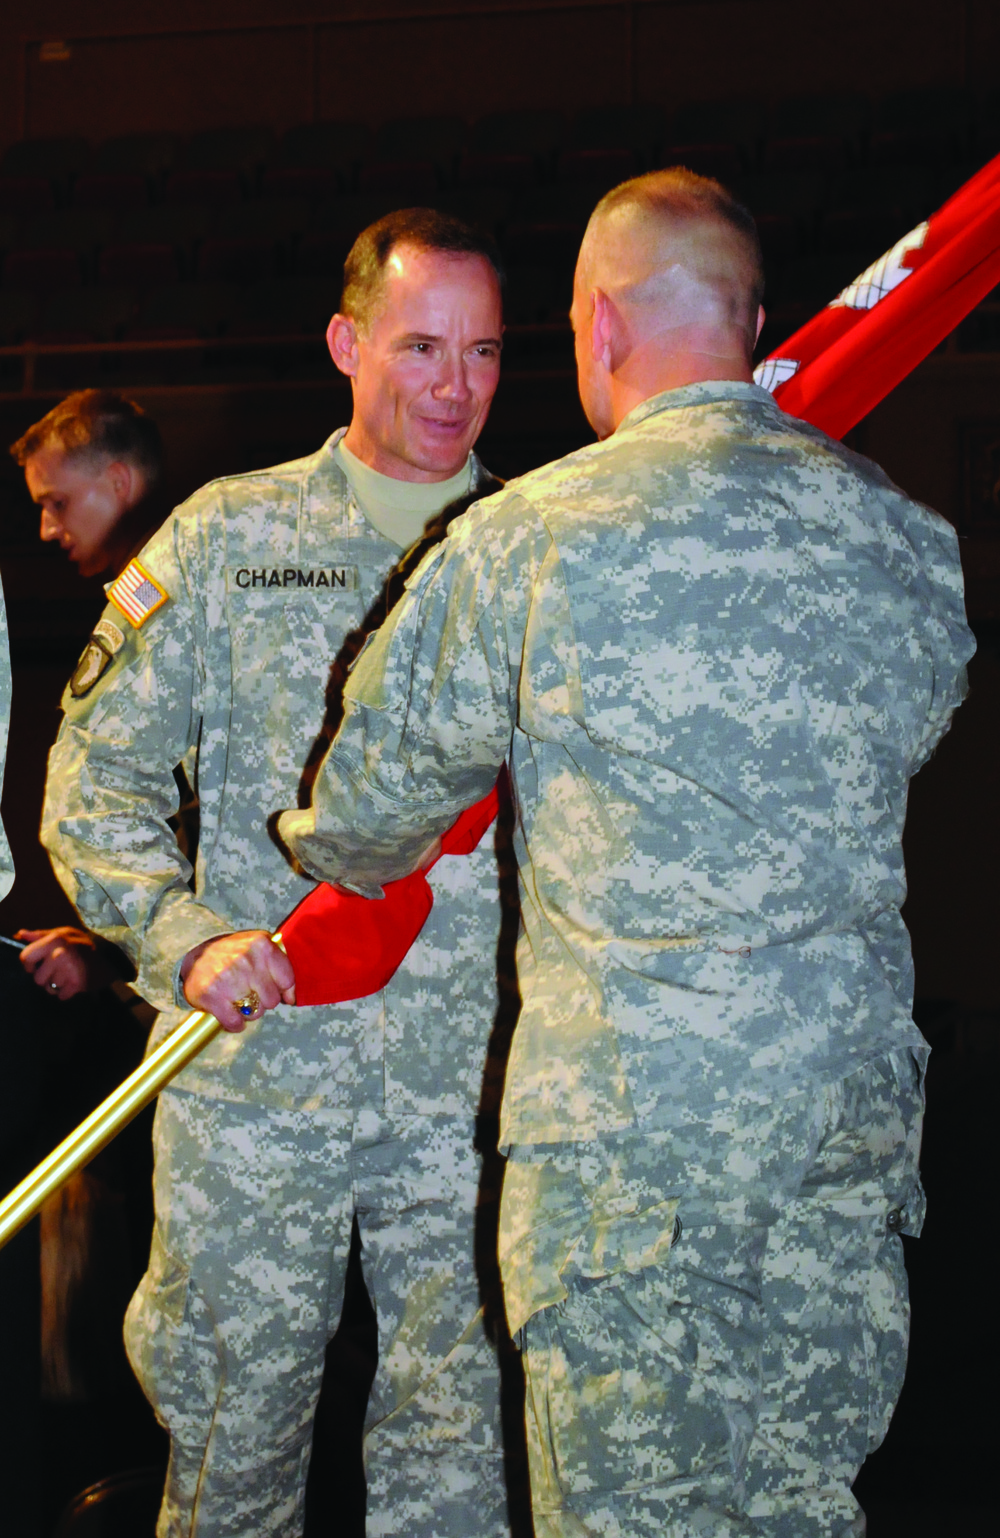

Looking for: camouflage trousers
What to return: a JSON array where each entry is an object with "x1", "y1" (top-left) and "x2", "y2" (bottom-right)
[
  {"x1": 125, "y1": 1087, "x2": 508, "y2": 1538},
  {"x1": 500, "y1": 1046, "x2": 928, "y2": 1538}
]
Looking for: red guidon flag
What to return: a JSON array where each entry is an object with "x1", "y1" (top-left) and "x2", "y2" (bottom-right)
[
  {"x1": 754, "y1": 152, "x2": 1000, "y2": 439},
  {"x1": 279, "y1": 781, "x2": 501, "y2": 1006}
]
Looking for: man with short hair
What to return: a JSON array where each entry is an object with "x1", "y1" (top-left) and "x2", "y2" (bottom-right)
[
  {"x1": 12, "y1": 388, "x2": 164, "y2": 579},
  {"x1": 278, "y1": 171, "x2": 974, "y2": 1536},
  {"x1": 11, "y1": 391, "x2": 167, "y2": 996},
  {"x1": 43, "y1": 210, "x2": 513, "y2": 1538}
]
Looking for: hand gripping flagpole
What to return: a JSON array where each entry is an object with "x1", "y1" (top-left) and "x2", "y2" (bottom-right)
[
  {"x1": 0, "y1": 933, "x2": 279, "y2": 1251},
  {"x1": 0, "y1": 784, "x2": 501, "y2": 1253}
]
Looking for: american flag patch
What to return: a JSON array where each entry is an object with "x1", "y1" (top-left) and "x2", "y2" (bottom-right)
[{"x1": 107, "y1": 559, "x2": 169, "y2": 627}]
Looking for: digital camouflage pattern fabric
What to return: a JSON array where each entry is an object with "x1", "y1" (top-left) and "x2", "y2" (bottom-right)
[
  {"x1": 281, "y1": 381, "x2": 973, "y2": 1146},
  {"x1": 127, "y1": 1086, "x2": 508, "y2": 1538},
  {"x1": 280, "y1": 379, "x2": 973, "y2": 1535},
  {"x1": 42, "y1": 433, "x2": 511, "y2": 1538},
  {"x1": 43, "y1": 430, "x2": 500, "y2": 1118},
  {"x1": 503, "y1": 1044, "x2": 926, "y2": 1535}
]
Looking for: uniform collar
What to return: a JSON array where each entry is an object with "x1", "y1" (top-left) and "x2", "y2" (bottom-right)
[
  {"x1": 308, "y1": 427, "x2": 491, "y2": 504},
  {"x1": 617, "y1": 378, "x2": 778, "y2": 434}
]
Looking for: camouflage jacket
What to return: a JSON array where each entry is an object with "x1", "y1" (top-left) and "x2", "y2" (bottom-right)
[
  {"x1": 0, "y1": 576, "x2": 12, "y2": 902},
  {"x1": 281, "y1": 382, "x2": 974, "y2": 1144},
  {"x1": 42, "y1": 432, "x2": 503, "y2": 1114}
]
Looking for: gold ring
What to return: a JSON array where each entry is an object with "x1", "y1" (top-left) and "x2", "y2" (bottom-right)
[{"x1": 232, "y1": 989, "x2": 260, "y2": 1019}]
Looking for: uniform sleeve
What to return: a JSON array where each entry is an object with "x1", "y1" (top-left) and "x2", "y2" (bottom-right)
[
  {"x1": 280, "y1": 508, "x2": 517, "y2": 892},
  {"x1": 41, "y1": 512, "x2": 233, "y2": 1009},
  {"x1": 907, "y1": 501, "x2": 975, "y2": 773},
  {"x1": 0, "y1": 573, "x2": 14, "y2": 903}
]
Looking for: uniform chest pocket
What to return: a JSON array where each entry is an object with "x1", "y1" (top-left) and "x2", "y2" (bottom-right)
[{"x1": 226, "y1": 564, "x2": 365, "y2": 713}]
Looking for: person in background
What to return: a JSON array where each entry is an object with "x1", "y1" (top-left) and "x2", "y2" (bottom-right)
[
  {"x1": 277, "y1": 170, "x2": 975, "y2": 1537},
  {"x1": 42, "y1": 210, "x2": 517, "y2": 1538},
  {"x1": 10, "y1": 391, "x2": 167, "y2": 998},
  {"x1": 12, "y1": 388, "x2": 164, "y2": 581}
]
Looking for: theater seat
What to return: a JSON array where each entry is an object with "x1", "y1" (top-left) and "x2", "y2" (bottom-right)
[
  {"x1": 0, "y1": 175, "x2": 57, "y2": 215},
  {"x1": 128, "y1": 283, "x2": 234, "y2": 340},
  {"x1": 3, "y1": 246, "x2": 82, "y2": 290},
  {"x1": 461, "y1": 109, "x2": 566, "y2": 188},
  {"x1": 52, "y1": 1467, "x2": 163, "y2": 1538},
  {"x1": 228, "y1": 278, "x2": 334, "y2": 337},
  {"x1": 669, "y1": 99, "x2": 765, "y2": 169},
  {"x1": 357, "y1": 160, "x2": 440, "y2": 197},
  {"x1": 0, "y1": 289, "x2": 36, "y2": 344},
  {"x1": 265, "y1": 120, "x2": 372, "y2": 199},
  {"x1": 72, "y1": 174, "x2": 149, "y2": 212},
  {"x1": 373, "y1": 116, "x2": 467, "y2": 183},
  {"x1": 0, "y1": 135, "x2": 90, "y2": 205},
  {"x1": 558, "y1": 104, "x2": 663, "y2": 187},
  {"x1": 35, "y1": 286, "x2": 137, "y2": 342},
  {"x1": 762, "y1": 93, "x2": 870, "y2": 173},
  {"x1": 822, "y1": 165, "x2": 935, "y2": 256},
  {"x1": 110, "y1": 205, "x2": 217, "y2": 280},
  {"x1": 163, "y1": 168, "x2": 242, "y2": 207},
  {"x1": 871, "y1": 87, "x2": 973, "y2": 165},
  {"x1": 97, "y1": 241, "x2": 180, "y2": 288},
  {"x1": 88, "y1": 132, "x2": 176, "y2": 179},
  {"x1": 172, "y1": 125, "x2": 276, "y2": 199}
]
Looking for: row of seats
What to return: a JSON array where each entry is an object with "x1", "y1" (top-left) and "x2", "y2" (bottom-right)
[
  {"x1": 0, "y1": 280, "x2": 336, "y2": 346},
  {"x1": 0, "y1": 159, "x2": 972, "y2": 312},
  {"x1": 1, "y1": 88, "x2": 997, "y2": 218}
]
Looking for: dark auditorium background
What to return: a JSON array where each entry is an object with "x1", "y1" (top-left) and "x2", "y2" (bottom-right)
[{"x1": 0, "y1": 2, "x2": 997, "y2": 1535}]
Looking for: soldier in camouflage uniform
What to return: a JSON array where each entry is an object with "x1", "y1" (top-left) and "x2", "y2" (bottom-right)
[
  {"x1": 42, "y1": 212, "x2": 513, "y2": 1538},
  {"x1": 0, "y1": 575, "x2": 12, "y2": 902},
  {"x1": 279, "y1": 171, "x2": 975, "y2": 1536}
]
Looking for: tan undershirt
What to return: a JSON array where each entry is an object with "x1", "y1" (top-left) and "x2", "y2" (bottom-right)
[{"x1": 334, "y1": 440, "x2": 473, "y2": 551}]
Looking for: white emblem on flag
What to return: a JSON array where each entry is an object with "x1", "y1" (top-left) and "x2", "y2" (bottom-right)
[
  {"x1": 754, "y1": 357, "x2": 800, "y2": 393},
  {"x1": 107, "y1": 559, "x2": 169, "y2": 627},
  {"x1": 830, "y1": 221, "x2": 930, "y2": 311}
]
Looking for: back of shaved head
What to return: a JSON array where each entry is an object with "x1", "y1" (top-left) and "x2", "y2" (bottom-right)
[{"x1": 579, "y1": 168, "x2": 764, "y2": 355}]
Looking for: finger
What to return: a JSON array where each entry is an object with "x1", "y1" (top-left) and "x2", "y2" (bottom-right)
[
  {"x1": 221, "y1": 983, "x2": 267, "y2": 1032},
  {"x1": 244, "y1": 934, "x2": 296, "y2": 989},
  {"x1": 33, "y1": 955, "x2": 60, "y2": 990},
  {"x1": 237, "y1": 936, "x2": 296, "y2": 999},
  {"x1": 19, "y1": 937, "x2": 52, "y2": 969},
  {"x1": 61, "y1": 952, "x2": 90, "y2": 996}
]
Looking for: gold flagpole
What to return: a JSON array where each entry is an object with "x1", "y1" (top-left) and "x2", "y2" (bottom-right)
[{"x1": 0, "y1": 932, "x2": 283, "y2": 1252}]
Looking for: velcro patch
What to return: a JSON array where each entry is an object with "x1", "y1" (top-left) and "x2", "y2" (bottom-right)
[
  {"x1": 107, "y1": 559, "x2": 169, "y2": 628},
  {"x1": 227, "y1": 565, "x2": 358, "y2": 592},
  {"x1": 93, "y1": 616, "x2": 125, "y2": 655}
]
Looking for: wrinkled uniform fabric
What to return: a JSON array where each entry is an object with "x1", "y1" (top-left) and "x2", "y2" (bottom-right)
[
  {"x1": 0, "y1": 575, "x2": 12, "y2": 902},
  {"x1": 280, "y1": 382, "x2": 974, "y2": 1535},
  {"x1": 42, "y1": 433, "x2": 509, "y2": 1538}
]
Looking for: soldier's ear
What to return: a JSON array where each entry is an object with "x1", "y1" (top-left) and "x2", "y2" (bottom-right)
[
  {"x1": 592, "y1": 289, "x2": 614, "y2": 372},
  {"x1": 327, "y1": 314, "x2": 360, "y2": 378},
  {"x1": 105, "y1": 458, "x2": 137, "y2": 512},
  {"x1": 755, "y1": 305, "x2": 765, "y2": 345}
]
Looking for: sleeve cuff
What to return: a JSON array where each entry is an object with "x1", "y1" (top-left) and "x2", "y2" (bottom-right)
[{"x1": 131, "y1": 897, "x2": 237, "y2": 1010}]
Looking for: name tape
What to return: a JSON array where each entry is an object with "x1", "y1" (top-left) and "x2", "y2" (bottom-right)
[{"x1": 228, "y1": 566, "x2": 358, "y2": 592}]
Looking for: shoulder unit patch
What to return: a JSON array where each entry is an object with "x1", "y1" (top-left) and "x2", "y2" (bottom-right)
[
  {"x1": 106, "y1": 559, "x2": 169, "y2": 628},
  {"x1": 70, "y1": 634, "x2": 116, "y2": 697}
]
